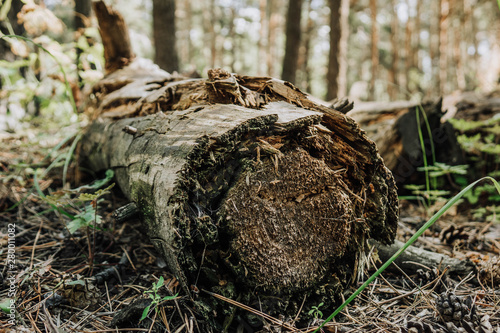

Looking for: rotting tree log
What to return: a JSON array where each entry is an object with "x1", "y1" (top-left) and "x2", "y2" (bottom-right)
[{"x1": 81, "y1": 1, "x2": 398, "y2": 327}]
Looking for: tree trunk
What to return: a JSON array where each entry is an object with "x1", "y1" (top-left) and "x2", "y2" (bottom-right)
[
  {"x1": 413, "y1": 0, "x2": 421, "y2": 71},
  {"x1": 74, "y1": 0, "x2": 92, "y2": 85},
  {"x1": 438, "y1": 0, "x2": 449, "y2": 95},
  {"x1": 267, "y1": 0, "x2": 280, "y2": 77},
  {"x1": 86, "y1": 1, "x2": 398, "y2": 323},
  {"x1": 404, "y1": 0, "x2": 412, "y2": 93},
  {"x1": 369, "y1": 0, "x2": 378, "y2": 100},
  {"x1": 453, "y1": 0, "x2": 466, "y2": 91},
  {"x1": 298, "y1": 0, "x2": 313, "y2": 92},
  {"x1": 326, "y1": 0, "x2": 347, "y2": 100},
  {"x1": 258, "y1": 0, "x2": 267, "y2": 75},
  {"x1": 281, "y1": 0, "x2": 303, "y2": 84},
  {"x1": 388, "y1": 0, "x2": 399, "y2": 100},
  {"x1": 153, "y1": 0, "x2": 179, "y2": 73}
]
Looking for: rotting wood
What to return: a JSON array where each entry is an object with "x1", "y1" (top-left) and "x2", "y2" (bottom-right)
[
  {"x1": 81, "y1": 1, "x2": 399, "y2": 326},
  {"x1": 371, "y1": 239, "x2": 475, "y2": 276}
]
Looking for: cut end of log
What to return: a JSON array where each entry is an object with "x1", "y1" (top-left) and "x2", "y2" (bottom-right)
[{"x1": 224, "y1": 147, "x2": 354, "y2": 291}]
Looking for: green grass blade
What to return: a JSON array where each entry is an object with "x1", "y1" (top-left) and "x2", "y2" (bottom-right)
[
  {"x1": 415, "y1": 108, "x2": 431, "y2": 205},
  {"x1": 314, "y1": 176, "x2": 500, "y2": 332},
  {"x1": 42, "y1": 131, "x2": 78, "y2": 163}
]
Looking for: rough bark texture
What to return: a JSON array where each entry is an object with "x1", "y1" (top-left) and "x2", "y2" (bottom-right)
[{"x1": 80, "y1": 62, "x2": 398, "y2": 322}]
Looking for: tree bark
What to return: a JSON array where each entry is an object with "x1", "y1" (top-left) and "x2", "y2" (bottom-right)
[
  {"x1": 153, "y1": 0, "x2": 179, "y2": 73},
  {"x1": 281, "y1": 0, "x2": 303, "y2": 84},
  {"x1": 404, "y1": 0, "x2": 412, "y2": 93},
  {"x1": 373, "y1": 240, "x2": 475, "y2": 276}
]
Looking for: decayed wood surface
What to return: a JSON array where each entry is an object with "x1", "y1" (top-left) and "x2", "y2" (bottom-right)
[
  {"x1": 372, "y1": 239, "x2": 475, "y2": 276},
  {"x1": 81, "y1": 0, "x2": 398, "y2": 322}
]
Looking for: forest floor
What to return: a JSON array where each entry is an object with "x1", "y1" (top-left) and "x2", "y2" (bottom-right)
[{"x1": 0, "y1": 123, "x2": 499, "y2": 333}]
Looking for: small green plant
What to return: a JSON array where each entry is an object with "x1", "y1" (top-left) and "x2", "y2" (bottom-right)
[
  {"x1": 308, "y1": 302, "x2": 324, "y2": 320},
  {"x1": 35, "y1": 170, "x2": 115, "y2": 271},
  {"x1": 417, "y1": 162, "x2": 468, "y2": 178},
  {"x1": 141, "y1": 276, "x2": 178, "y2": 322}
]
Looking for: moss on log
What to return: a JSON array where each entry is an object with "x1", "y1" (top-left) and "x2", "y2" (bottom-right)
[{"x1": 80, "y1": 63, "x2": 398, "y2": 324}]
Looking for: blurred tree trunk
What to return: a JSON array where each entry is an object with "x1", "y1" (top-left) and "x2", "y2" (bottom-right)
[
  {"x1": 209, "y1": 0, "x2": 217, "y2": 68},
  {"x1": 75, "y1": 0, "x2": 92, "y2": 84},
  {"x1": 453, "y1": 0, "x2": 466, "y2": 91},
  {"x1": 388, "y1": 0, "x2": 399, "y2": 100},
  {"x1": 464, "y1": 0, "x2": 476, "y2": 90},
  {"x1": 413, "y1": 0, "x2": 421, "y2": 71},
  {"x1": 153, "y1": 0, "x2": 179, "y2": 73},
  {"x1": 229, "y1": 7, "x2": 237, "y2": 72},
  {"x1": 299, "y1": 0, "x2": 313, "y2": 92},
  {"x1": 281, "y1": 0, "x2": 303, "y2": 84},
  {"x1": 326, "y1": 0, "x2": 348, "y2": 100},
  {"x1": 267, "y1": 0, "x2": 279, "y2": 76},
  {"x1": 438, "y1": 0, "x2": 449, "y2": 95},
  {"x1": 258, "y1": 0, "x2": 267, "y2": 75},
  {"x1": 179, "y1": 0, "x2": 193, "y2": 69},
  {"x1": 403, "y1": 0, "x2": 412, "y2": 93},
  {"x1": 429, "y1": 0, "x2": 439, "y2": 98},
  {"x1": 369, "y1": 0, "x2": 378, "y2": 100}
]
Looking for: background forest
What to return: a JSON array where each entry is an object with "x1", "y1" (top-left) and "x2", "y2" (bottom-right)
[{"x1": 1, "y1": 0, "x2": 500, "y2": 130}]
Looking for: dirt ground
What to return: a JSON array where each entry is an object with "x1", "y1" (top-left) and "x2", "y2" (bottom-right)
[{"x1": 1, "y1": 125, "x2": 499, "y2": 332}]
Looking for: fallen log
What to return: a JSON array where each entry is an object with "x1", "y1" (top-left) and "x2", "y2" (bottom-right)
[
  {"x1": 347, "y1": 99, "x2": 464, "y2": 186},
  {"x1": 371, "y1": 239, "x2": 475, "y2": 276},
  {"x1": 80, "y1": 1, "x2": 398, "y2": 325}
]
